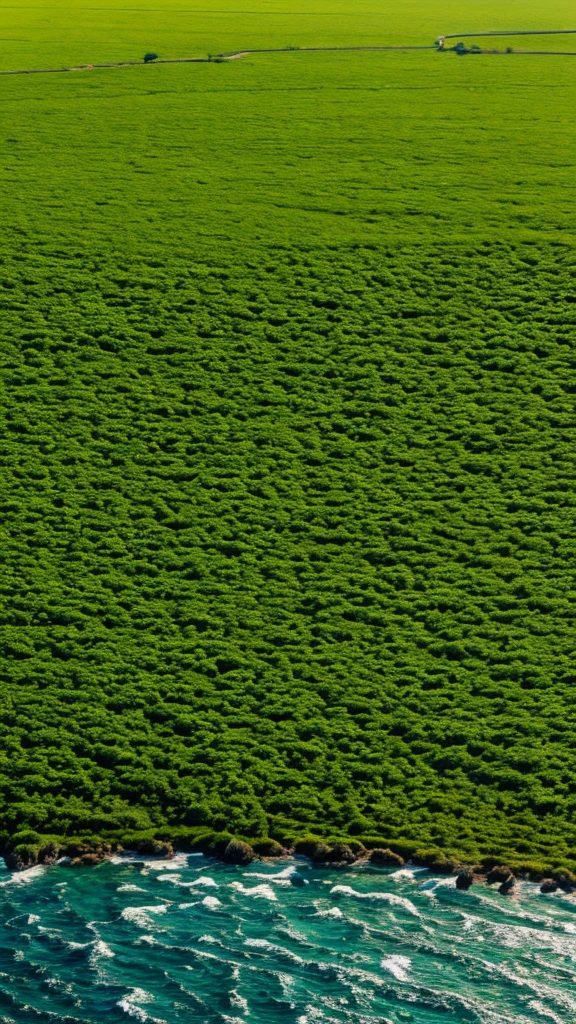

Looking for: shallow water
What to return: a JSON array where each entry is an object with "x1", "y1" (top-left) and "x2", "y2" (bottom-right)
[{"x1": 1, "y1": 855, "x2": 575, "y2": 1023}]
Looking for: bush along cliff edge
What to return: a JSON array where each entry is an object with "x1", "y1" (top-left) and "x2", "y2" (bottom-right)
[{"x1": 2, "y1": 827, "x2": 575, "y2": 896}]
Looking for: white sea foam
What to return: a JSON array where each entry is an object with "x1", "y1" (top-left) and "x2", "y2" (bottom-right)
[
  {"x1": 389, "y1": 868, "x2": 417, "y2": 882},
  {"x1": 191, "y1": 875, "x2": 218, "y2": 887},
  {"x1": 328, "y1": 961, "x2": 391, "y2": 991},
  {"x1": 477, "y1": 954, "x2": 576, "y2": 1015},
  {"x1": 244, "y1": 937, "x2": 306, "y2": 965},
  {"x1": 381, "y1": 954, "x2": 411, "y2": 981},
  {"x1": 117, "y1": 987, "x2": 166, "y2": 1023},
  {"x1": 314, "y1": 906, "x2": 343, "y2": 919},
  {"x1": 117, "y1": 884, "x2": 146, "y2": 893},
  {"x1": 89, "y1": 939, "x2": 115, "y2": 964},
  {"x1": 460, "y1": 907, "x2": 576, "y2": 960},
  {"x1": 461, "y1": 912, "x2": 477, "y2": 931},
  {"x1": 0, "y1": 865, "x2": 47, "y2": 887},
  {"x1": 120, "y1": 905, "x2": 169, "y2": 929},
  {"x1": 189, "y1": 948, "x2": 221, "y2": 960},
  {"x1": 142, "y1": 857, "x2": 186, "y2": 872},
  {"x1": 329, "y1": 885, "x2": 420, "y2": 917},
  {"x1": 229, "y1": 988, "x2": 249, "y2": 1012},
  {"x1": 527, "y1": 1000, "x2": 567, "y2": 1024},
  {"x1": 112, "y1": 853, "x2": 187, "y2": 871},
  {"x1": 202, "y1": 896, "x2": 221, "y2": 909},
  {"x1": 229, "y1": 882, "x2": 277, "y2": 901},
  {"x1": 244, "y1": 865, "x2": 296, "y2": 885},
  {"x1": 420, "y1": 876, "x2": 456, "y2": 897}
]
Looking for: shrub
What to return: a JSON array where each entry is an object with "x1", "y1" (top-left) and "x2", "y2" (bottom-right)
[
  {"x1": 368, "y1": 848, "x2": 405, "y2": 867},
  {"x1": 293, "y1": 836, "x2": 325, "y2": 858},
  {"x1": 323, "y1": 842, "x2": 357, "y2": 864},
  {"x1": 251, "y1": 838, "x2": 284, "y2": 857},
  {"x1": 206, "y1": 831, "x2": 235, "y2": 856},
  {"x1": 5, "y1": 843, "x2": 39, "y2": 870},
  {"x1": 427, "y1": 857, "x2": 462, "y2": 874},
  {"x1": 9, "y1": 829, "x2": 42, "y2": 848},
  {"x1": 144, "y1": 52, "x2": 159, "y2": 63}
]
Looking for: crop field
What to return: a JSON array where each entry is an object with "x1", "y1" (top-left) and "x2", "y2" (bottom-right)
[{"x1": 1, "y1": 1, "x2": 576, "y2": 870}]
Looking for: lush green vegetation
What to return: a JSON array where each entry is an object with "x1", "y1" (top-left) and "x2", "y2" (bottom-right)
[{"x1": 1, "y1": 1, "x2": 576, "y2": 871}]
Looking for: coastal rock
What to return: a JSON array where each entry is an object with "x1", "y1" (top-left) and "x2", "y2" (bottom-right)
[
  {"x1": 64, "y1": 845, "x2": 108, "y2": 867},
  {"x1": 136, "y1": 840, "x2": 174, "y2": 859},
  {"x1": 552, "y1": 870, "x2": 576, "y2": 893},
  {"x1": 455, "y1": 869, "x2": 474, "y2": 890},
  {"x1": 368, "y1": 848, "x2": 405, "y2": 868},
  {"x1": 486, "y1": 865, "x2": 513, "y2": 885},
  {"x1": 294, "y1": 839, "x2": 331, "y2": 861},
  {"x1": 223, "y1": 840, "x2": 255, "y2": 865},
  {"x1": 4, "y1": 845, "x2": 39, "y2": 872},
  {"x1": 309, "y1": 843, "x2": 332, "y2": 862},
  {"x1": 323, "y1": 843, "x2": 357, "y2": 864},
  {"x1": 38, "y1": 842, "x2": 59, "y2": 865},
  {"x1": 498, "y1": 876, "x2": 516, "y2": 896},
  {"x1": 79, "y1": 853, "x2": 105, "y2": 867},
  {"x1": 540, "y1": 879, "x2": 559, "y2": 894}
]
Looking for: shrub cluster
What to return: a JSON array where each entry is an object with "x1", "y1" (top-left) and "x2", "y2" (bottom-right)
[{"x1": 1, "y1": 238, "x2": 575, "y2": 871}]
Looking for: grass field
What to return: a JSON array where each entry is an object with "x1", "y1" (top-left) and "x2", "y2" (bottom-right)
[{"x1": 1, "y1": 1, "x2": 576, "y2": 871}]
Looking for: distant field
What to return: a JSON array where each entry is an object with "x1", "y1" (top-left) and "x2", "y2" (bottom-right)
[
  {"x1": 2, "y1": 0, "x2": 576, "y2": 69},
  {"x1": 1, "y1": 2, "x2": 576, "y2": 870}
]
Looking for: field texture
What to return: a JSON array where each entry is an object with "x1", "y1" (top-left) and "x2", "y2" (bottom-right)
[{"x1": 1, "y1": 1, "x2": 576, "y2": 870}]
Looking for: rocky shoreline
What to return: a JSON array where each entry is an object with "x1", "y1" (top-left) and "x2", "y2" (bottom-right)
[{"x1": 2, "y1": 832, "x2": 575, "y2": 897}]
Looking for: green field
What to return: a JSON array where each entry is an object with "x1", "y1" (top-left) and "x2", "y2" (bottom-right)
[{"x1": 2, "y1": 1, "x2": 576, "y2": 871}]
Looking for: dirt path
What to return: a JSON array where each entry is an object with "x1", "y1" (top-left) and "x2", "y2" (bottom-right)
[
  {"x1": 0, "y1": 45, "x2": 433, "y2": 76},
  {"x1": 1, "y1": 34, "x2": 575, "y2": 77},
  {"x1": 444, "y1": 29, "x2": 576, "y2": 39}
]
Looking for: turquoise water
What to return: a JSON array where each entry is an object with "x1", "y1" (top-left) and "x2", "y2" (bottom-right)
[{"x1": 1, "y1": 855, "x2": 576, "y2": 1023}]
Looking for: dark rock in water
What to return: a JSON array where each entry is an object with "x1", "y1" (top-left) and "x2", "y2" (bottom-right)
[
  {"x1": 290, "y1": 874, "x2": 308, "y2": 886},
  {"x1": 368, "y1": 848, "x2": 404, "y2": 868},
  {"x1": 455, "y1": 869, "x2": 474, "y2": 890},
  {"x1": 136, "y1": 840, "x2": 174, "y2": 859},
  {"x1": 552, "y1": 870, "x2": 576, "y2": 893},
  {"x1": 498, "y1": 876, "x2": 516, "y2": 895},
  {"x1": 486, "y1": 865, "x2": 513, "y2": 885},
  {"x1": 540, "y1": 879, "x2": 559, "y2": 894},
  {"x1": 223, "y1": 840, "x2": 255, "y2": 865},
  {"x1": 323, "y1": 843, "x2": 357, "y2": 864}
]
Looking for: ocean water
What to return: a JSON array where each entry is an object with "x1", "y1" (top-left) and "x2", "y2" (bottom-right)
[{"x1": 1, "y1": 854, "x2": 575, "y2": 1024}]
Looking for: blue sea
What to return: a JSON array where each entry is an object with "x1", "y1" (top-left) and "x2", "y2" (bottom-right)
[{"x1": 1, "y1": 853, "x2": 575, "y2": 1023}]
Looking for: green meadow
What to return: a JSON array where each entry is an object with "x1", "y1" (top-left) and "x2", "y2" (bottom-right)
[{"x1": 1, "y1": 1, "x2": 576, "y2": 870}]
